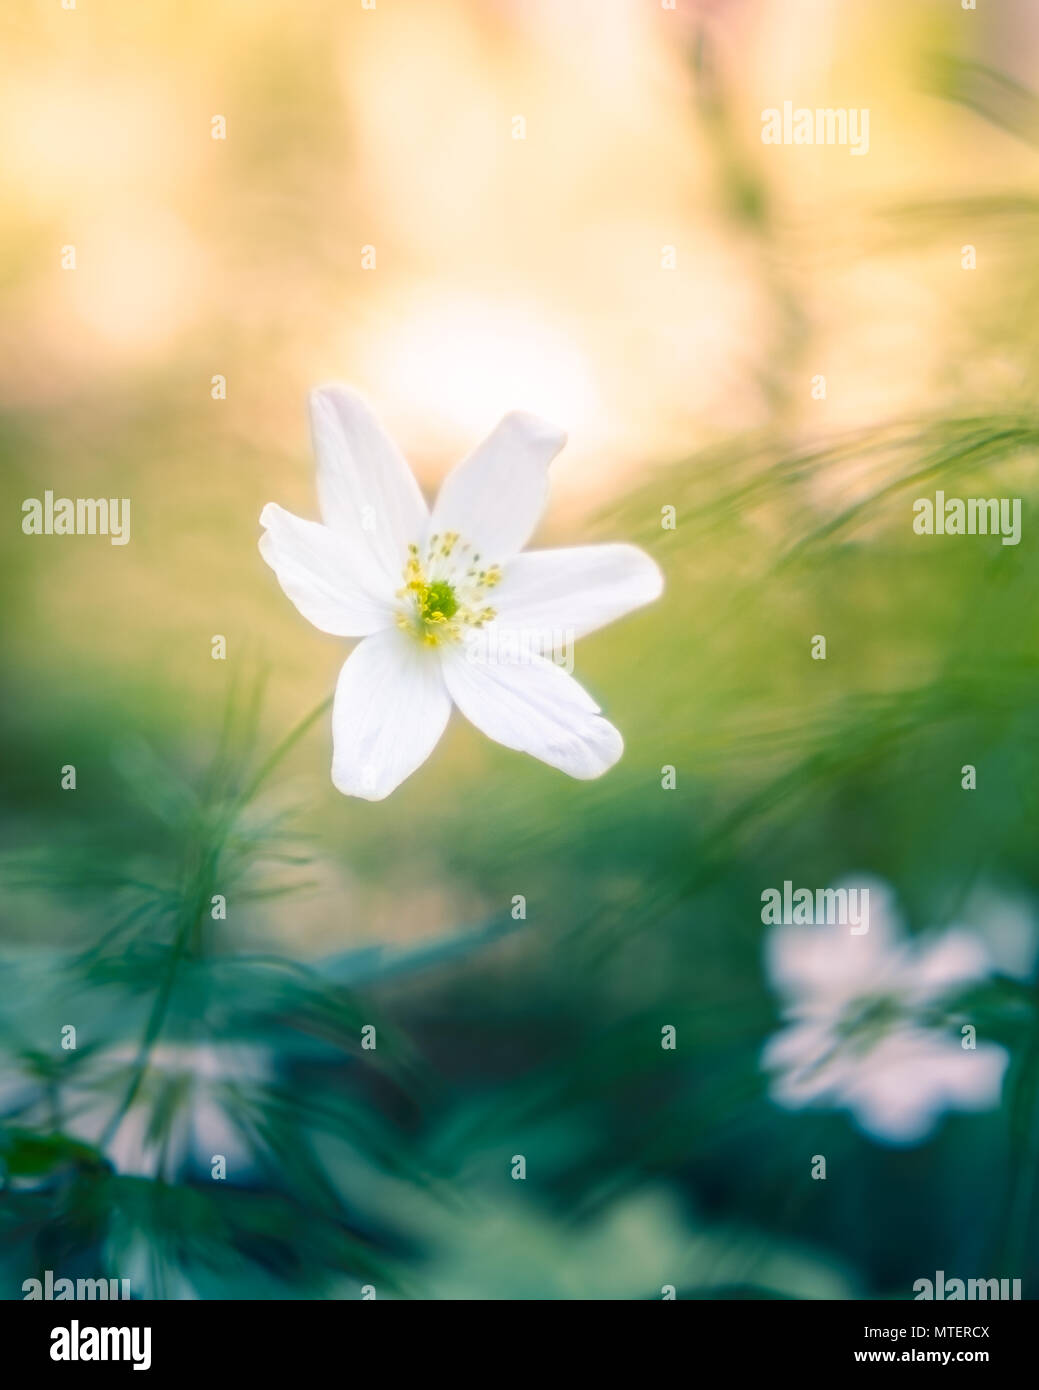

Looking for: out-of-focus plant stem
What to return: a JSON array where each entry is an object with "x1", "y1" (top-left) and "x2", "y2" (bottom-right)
[
  {"x1": 996, "y1": 990, "x2": 1039, "y2": 1273},
  {"x1": 97, "y1": 694, "x2": 333, "y2": 1150}
]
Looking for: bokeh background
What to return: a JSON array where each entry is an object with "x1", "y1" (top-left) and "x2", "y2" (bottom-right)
[{"x1": 3, "y1": 0, "x2": 1039, "y2": 1299}]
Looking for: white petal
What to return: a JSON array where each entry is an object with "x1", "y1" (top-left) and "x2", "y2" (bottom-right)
[
  {"x1": 765, "y1": 911, "x2": 904, "y2": 1009},
  {"x1": 761, "y1": 1021, "x2": 845, "y2": 1108},
  {"x1": 309, "y1": 385, "x2": 429, "y2": 587},
  {"x1": 259, "y1": 504, "x2": 392, "y2": 636},
  {"x1": 925, "y1": 1036, "x2": 1009, "y2": 1111},
  {"x1": 429, "y1": 412, "x2": 566, "y2": 563},
  {"x1": 844, "y1": 1030, "x2": 1007, "y2": 1144},
  {"x1": 493, "y1": 543, "x2": 663, "y2": 641},
  {"x1": 907, "y1": 929, "x2": 992, "y2": 1006},
  {"x1": 442, "y1": 648, "x2": 622, "y2": 779},
  {"x1": 331, "y1": 628, "x2": 451, "y2": 800}
]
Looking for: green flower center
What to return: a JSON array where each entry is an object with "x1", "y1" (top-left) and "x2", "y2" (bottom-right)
[
  {"x1": 395, "y1": 535, "x2": 500, "y2": 646},
  {"x1": 834, "y1": 995, "x2": 904, "y2": 1053},
  {"x1": 421, "y1": 580, "x2": 458, "y2": 623}
]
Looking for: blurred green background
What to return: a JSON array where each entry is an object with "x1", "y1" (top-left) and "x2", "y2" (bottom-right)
[{"x1": 3, "y1": 0, "x2": 1039, "y2": 1298}]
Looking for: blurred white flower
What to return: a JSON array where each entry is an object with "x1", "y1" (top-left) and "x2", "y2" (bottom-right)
[
  {"x1": 259, "y1": 386, "x2": 662, "y2": 800},
  {"x1": 761, "y1": 880, "x2": 1010, "y2": 1145},
  {"x1": 68, "y1": 1042, "x2": 269, "y2": 1180}
]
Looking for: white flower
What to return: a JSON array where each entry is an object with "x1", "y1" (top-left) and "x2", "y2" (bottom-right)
[
  {"x1": 67, "y1": 1042, "x2": 270, "y2": 1180},
  {"x1": 259, "y1": 386, "x2": 663, "y2": 799},
  {"x1": 761, "y1": 880, "x2": 1009, "y2": 1145}
]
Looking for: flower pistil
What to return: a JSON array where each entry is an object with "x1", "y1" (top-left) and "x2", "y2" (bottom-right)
[{"x1": 395, "y1": 534, "x2": 501, "y2": 645}]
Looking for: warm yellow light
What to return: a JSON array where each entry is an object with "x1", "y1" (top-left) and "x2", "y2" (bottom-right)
[
  {"x1": 372, "y1": 295, "x2": 601, "y2": 446},
  {"x1": 65, "y1": 204, "x2": 203, "y2": 354}
]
